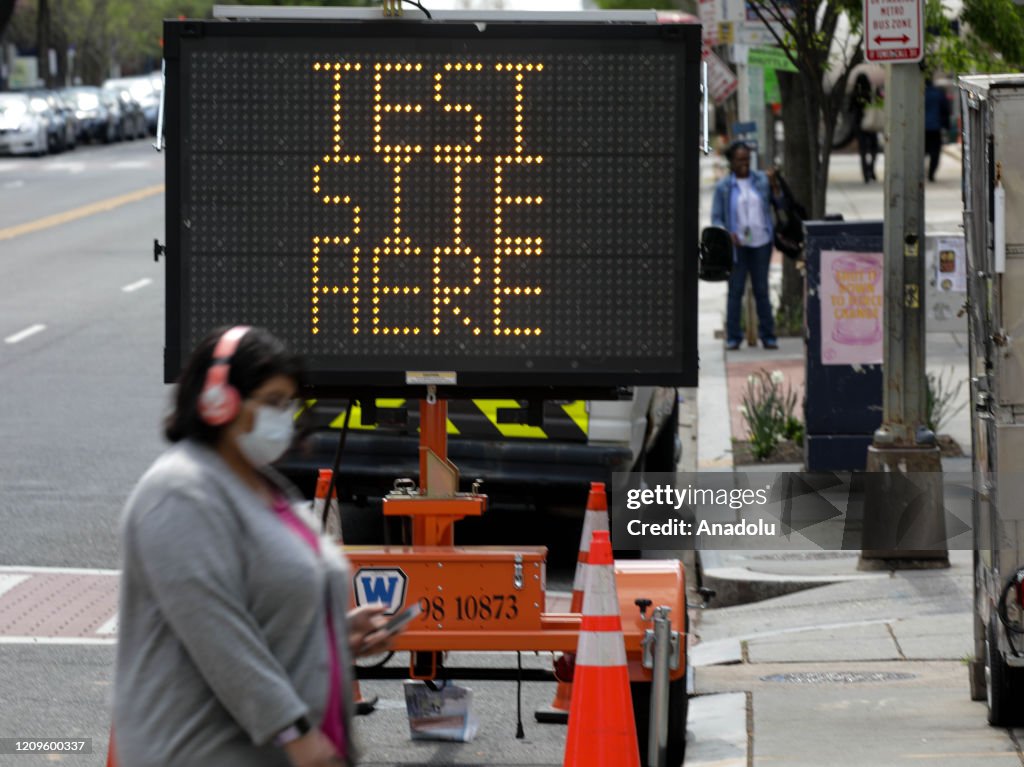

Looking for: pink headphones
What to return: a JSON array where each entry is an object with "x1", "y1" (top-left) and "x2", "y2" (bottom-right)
[{"x1": 197, "y1": 326, "x2": 251, "y2": 426}]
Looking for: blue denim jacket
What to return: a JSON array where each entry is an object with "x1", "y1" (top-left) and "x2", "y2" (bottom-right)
[{"x1": 710, "y1": 170, "x2": 776, "y2": 243}]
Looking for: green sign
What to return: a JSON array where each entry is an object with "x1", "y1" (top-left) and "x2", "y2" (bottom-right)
[
  {"x1": 748, "y1": 46, "x2": 797, "y2": 73},
  {"x1": 765, "y1": 68, "x2": 780, "y2": 105}
]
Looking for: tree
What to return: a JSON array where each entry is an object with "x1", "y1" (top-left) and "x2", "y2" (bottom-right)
[
  {"x1": 747, "y1": 1, "x2": 862, "y2": 220},
  {"x1": 0, "y1": 0, "x2": 15, "y2": 40}
]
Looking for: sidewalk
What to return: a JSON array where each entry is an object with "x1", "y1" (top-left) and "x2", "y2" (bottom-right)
[
  {"x1": 681, "y1": 149, "x2": 994, "y2": 767},
  {"x1": 693, "y1": 149, "x2": 972, "y2": 595}
]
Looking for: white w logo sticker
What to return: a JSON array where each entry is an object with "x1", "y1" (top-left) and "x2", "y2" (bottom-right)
[{"x1": 353, "y1": 568, "x2": 408, "y2": 614}]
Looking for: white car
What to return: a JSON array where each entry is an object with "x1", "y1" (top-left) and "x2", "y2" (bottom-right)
[{"x1": 0, "y1": 93, "x2": 48, "y2": 156}]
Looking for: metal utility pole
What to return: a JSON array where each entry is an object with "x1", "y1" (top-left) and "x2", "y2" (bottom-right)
[{"x1": 860, "y1": 60, "x2": 948, "y2": 569}]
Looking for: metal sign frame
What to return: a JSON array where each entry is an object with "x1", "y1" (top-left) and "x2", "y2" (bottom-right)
[{"x1": 162, "y1": 17, "x2": 701, "y2": 396}]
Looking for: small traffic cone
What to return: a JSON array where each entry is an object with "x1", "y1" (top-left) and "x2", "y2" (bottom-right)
[
  {"x1": 315, "y1": 469, "x2": 379, "y2": 716},
  {"x1": 314, "y1": 468, "x2": 343, "y2": 541},
  {"x1": 536, "y1": 482, "x2": 609, "y2": 724},
  {"x1": 563, "y1": 530, "x2": 640, "y2": 767}
]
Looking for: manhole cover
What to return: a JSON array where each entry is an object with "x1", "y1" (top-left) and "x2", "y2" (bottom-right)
[{"x1": 760, "y1": 671, "x2": 916, "y2": 684}]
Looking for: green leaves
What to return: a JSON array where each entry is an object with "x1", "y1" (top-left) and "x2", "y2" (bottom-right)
[{"x1": 740, "y1": 369, "x2": 802, "y2": 461}]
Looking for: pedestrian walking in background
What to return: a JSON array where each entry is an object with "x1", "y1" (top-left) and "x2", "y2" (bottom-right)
[
  {"x1": 113, "y1": 325, "x2": 392, "y2": 767},
  {"x1": 925, "y1": 79, "x2": 951, "y2": 182},
  {"x1": 711, "y1": 140, "x2": 785, "y2": 351},
  {"x1": 852, "y1": 73, "x2": 882, "y2": 183}
]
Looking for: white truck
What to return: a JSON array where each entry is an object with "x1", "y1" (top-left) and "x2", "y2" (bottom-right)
[{"x1": 960, "y1": 74, "x2": 1024, "y2": 725}]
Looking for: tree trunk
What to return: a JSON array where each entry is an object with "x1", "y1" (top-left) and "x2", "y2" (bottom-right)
[
  {"x1": 36, "y1": 0, "x2": 51, "y2": 87},
  {"x1": 778, "y1": 71, "x2": 810, "y2": 331},
  {"x1": 0, "y1": 0, "x2": 16, "y2": 40}
]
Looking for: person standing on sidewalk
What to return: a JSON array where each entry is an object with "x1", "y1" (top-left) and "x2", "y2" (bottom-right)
[
  {"x1": 712, "y1": 140, "x2": 784, "y2": 351},
  {"x1": 113, "y1": 325, "x2": 393, "y2": 767},
  {"x1": 852, "y1": 73, "x2": 882, "y2": 183},
  {"x1": 925, "y1": 79, "x2": 951, "y2": 182}
]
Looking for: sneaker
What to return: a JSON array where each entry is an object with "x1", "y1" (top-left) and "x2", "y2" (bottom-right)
[
  {"x1": 763, "y1": 340, "x2": 779, "y2": 350},
  {"x1": 726, "y1": 341, "x2": 741, "y2": 351}
]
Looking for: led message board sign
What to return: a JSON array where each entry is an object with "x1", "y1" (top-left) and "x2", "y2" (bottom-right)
[{"x1": 163, "y1": 18, "x2": 700, "y2": 393}]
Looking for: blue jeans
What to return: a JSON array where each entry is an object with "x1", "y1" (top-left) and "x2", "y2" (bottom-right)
[{"x1": 726, "y1": 242, "x2": 775, "y2": 345}]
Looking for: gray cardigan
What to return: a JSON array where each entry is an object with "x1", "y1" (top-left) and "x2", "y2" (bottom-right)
[{"x1": 113, "y1": 440, "x2": 358, "y2": 767}]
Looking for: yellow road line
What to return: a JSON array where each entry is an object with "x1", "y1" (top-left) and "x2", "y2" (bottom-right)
[{"x1": 0, "y1": 184, "x2": 164, "y2": 242}]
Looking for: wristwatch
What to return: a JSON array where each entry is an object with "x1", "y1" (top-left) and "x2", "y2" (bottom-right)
[{"x1": 273, "y1": 716, "x2": 312, "y2": 747}]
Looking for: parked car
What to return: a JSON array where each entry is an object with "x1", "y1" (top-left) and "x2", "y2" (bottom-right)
[
  {"x1": 0, "y1": 92, "x2": 48, "y2": 156},
  {"x1": 45, "y1": 90, "x2": 79, "y2": 150},
  {"x1": 63, "y1": 86, "x2": 118, "y2": 143},
  {"x1": 101, "y1": 85, "x2": 147, "y2": 140},
  {"x1": 24, "y1": 93, "x2": 68, "y2": 153},
  {"x1": 104, "y1": 75, "x2": 159, "y2": 134}
]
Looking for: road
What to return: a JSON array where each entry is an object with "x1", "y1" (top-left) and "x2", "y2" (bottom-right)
[{"x1": 0, "y1": 140, "x2": 166, "y2": 765}]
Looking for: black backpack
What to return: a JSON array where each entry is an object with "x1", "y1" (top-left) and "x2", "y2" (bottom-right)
[{"x1": 772, "y1": 172, "x2": 807, "y2": 259}]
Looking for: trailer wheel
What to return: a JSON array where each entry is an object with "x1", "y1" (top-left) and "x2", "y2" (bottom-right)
[
  {"x1": 630, "y1": 675, "x2": 688, "y2": 767},
  {"x1": 986, "y1": 616, "x2": 1024, "y2": 726}
]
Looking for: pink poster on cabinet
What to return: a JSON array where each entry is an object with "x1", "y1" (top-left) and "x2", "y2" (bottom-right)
[{"x1": 820, "y1": 250, "x2": 884, "y2": 366}]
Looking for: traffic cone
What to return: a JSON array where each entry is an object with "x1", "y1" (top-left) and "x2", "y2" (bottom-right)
[
  {"x1": 563, "y1": 530, "x2": 640, "y2": 767},
  {"x1": 536, "y1": 482, "x2": 609, "y2": 724},
  {"x1": 314, "y1": 468, "x2": 343, "y2": 541},
  {"x1": 315, "y1": 469, "x2": 379, "y2": 716}
]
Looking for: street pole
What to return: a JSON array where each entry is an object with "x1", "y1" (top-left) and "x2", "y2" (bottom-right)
[{"x1": 860, "y1": 61, "x2": 948, "y2": 569}]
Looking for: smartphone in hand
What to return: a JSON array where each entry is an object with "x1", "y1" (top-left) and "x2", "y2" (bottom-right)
[{"x1": 382, "y1": 603, "x2": 422, "y2": 636}]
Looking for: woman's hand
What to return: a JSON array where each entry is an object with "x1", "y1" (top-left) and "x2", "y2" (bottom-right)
[
  {"x1": 347, "y1": 603, "x2": 392, "y2": 657},
  {"x1": 282, "y1": 730, "x2": 344, "y2": 767}
]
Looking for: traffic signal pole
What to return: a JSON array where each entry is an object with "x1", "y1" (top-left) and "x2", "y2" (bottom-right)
[{"x1": 860, "y1": 61, "x2": 949, "y2": 569}]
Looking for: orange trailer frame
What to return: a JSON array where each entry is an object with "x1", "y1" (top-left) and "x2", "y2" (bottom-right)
[{"x1": 344, "y1": 397, "x2": 686, "y2": 684}]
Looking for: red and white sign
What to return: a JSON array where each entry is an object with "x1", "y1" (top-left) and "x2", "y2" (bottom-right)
[
  {"x1": 702, "y1": 44, "x2": 738, "y2": 106},
  {"x1": 864, "y1": 0, "x2": 923, "y2": 63},
  {"x1": 698, "y1": 0, "x2": 720, "y2": 45}
]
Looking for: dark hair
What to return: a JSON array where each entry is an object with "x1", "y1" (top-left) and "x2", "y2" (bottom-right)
[
  {"x1": 725, "y1": 140, "x2": 750, "y2": 161},
  {"x1": 164, "y1": 326, "x2": 303, "y2": 445}
]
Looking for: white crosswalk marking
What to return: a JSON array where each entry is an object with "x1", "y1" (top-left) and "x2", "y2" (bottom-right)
[
  {"x1": 0, "y1": 575, "x2": 28, "y2": 598},
  {"x1": 96, "y1": 613, "x2": 118, "y2": 636}
]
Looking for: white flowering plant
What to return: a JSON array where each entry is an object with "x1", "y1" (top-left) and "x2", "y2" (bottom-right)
[{"x1": 740, "y1": 369, "x2": 803, "y2": 461}]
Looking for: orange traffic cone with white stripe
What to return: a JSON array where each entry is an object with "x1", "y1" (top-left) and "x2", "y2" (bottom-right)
[
  {"x1": 314, "y1": 468, "x2": 343, "y2": 541},
  {"x1": 536, "y1": 482, "x2": 610, "y2": 724},
  {"x1": 563, "y1": 529, "x2": 640, "y2": 767},
  {"x1": 315, "y1": 469, "x2": 378, "y2": 716}
]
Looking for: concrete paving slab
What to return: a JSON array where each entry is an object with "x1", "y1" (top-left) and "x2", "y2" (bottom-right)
[
  {"x1": 745, "y1": 622, "x2": 899, "y2": 663},
  {"x1": 684, "y1": 692, "x2": 748, "y2": 767},
  {"x1": 697, "y1": 661, "x2": 1023, "y2": 767},
  {"x1": 691, "y1": 637, "x2": 744, "y2": 667},
  {"x1": 891, "y1": 612, "x2": 974, "y2": 661}
]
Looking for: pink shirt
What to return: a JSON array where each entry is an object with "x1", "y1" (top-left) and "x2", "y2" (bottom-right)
[{"x1": 273, "y1": 496, "x2": 347, "y2": 757}]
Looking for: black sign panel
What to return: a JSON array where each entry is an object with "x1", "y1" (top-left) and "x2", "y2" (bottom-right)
[{"x1": 164, "y1": 19, "x2": 700, "y2": 393}]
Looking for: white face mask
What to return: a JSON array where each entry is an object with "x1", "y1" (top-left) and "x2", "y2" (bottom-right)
[{"x1": 237, "y1": 403, "x2": 297, "y2": 467}]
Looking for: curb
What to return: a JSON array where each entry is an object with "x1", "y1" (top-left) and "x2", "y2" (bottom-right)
[{"x1": 697, "y1": 552, "x2": 888, "y2": 609}]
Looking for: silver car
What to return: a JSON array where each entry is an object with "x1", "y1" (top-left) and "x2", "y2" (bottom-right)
[{"x1": 0, "y1": 93, "x2": 48, "y2": 156}]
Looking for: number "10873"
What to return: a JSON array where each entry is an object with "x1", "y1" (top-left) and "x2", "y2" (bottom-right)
[{"x1": 417, "y1": 593, "x2": 519, "y2": 622}]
